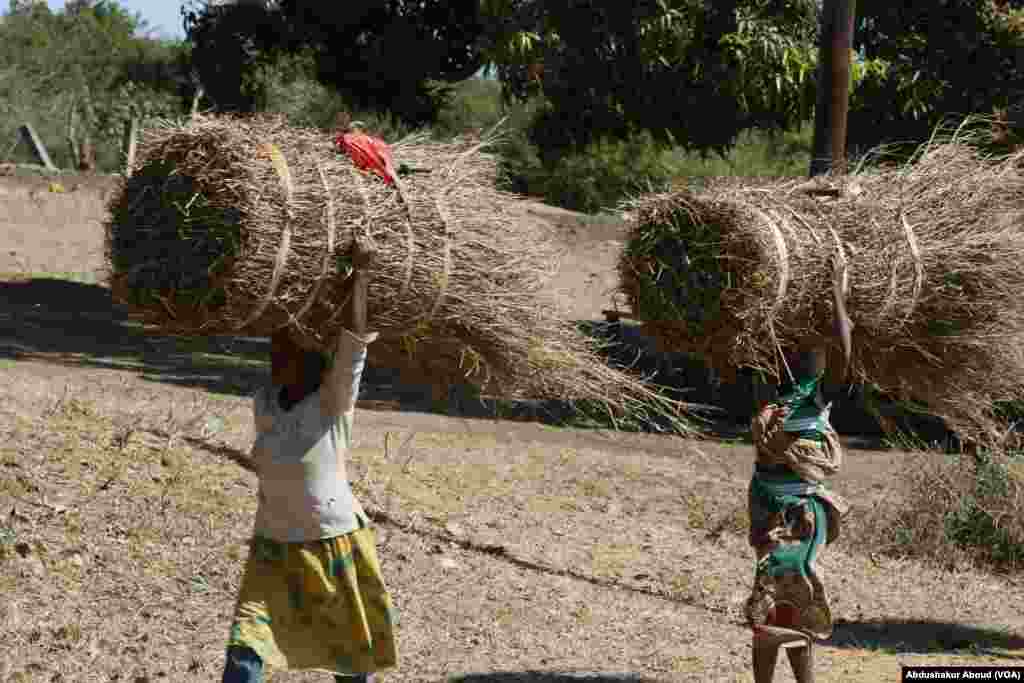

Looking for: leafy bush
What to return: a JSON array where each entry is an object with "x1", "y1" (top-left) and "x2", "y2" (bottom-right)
[
  {"x1": 499, "y1": 129, "x2": 547, "y2": 196},
  {"x1": 434, "y1": 77, "x2": 506, "y2": 139},
  {"x1": 666, "y1": 124, "x2": 813, "y2": 181},
  {"x1": 945, "y1": 452, "x2": 1024, "y2": 569},
  {"x1": 855, "y1": 449, "x2": 1024, "y2": 573},
  {"x1": 494, "y1": 95, "x2": 548, "y2": 192},
  {"x1": 500, "y1": 113, "x2": 815, "y2": 214},
  {"x1": 538, "y1": 132, "x2": 679, "y2": 214}
]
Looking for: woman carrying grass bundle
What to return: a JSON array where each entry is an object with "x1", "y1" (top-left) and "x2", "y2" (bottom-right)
[
  {"x1": 745, "y1": 281, "x2": 852, "y2": 683},
  {"x1": 222, "y1": 238, "x2": 397, "y2": 683}
]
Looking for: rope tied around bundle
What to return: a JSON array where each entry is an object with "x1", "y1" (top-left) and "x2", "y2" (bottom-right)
[
  {"x1": 899, "y1": 210, "x2": 925, "y2": 325},
  {"x1": 288, "y1": 160, "x2": 338, "y2": 330},
  {"x1": 237, "y1": 141, "x2": 295, "y2": 332},
  {"x1": 752, "y1": 207, "x2": 793, "y2": 382},
  {"x1": 232, "y1": 137, "x2": 468, "y2": 342}
]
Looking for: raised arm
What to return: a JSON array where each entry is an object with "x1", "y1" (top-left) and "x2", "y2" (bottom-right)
[
  {"x1": 832, "y1": 259, "x2": 854, "y2": 384},
  {"x1": 346, "y1": 237, "x2": 375, "y2": 338},
  {"x1": 320, "y1": 238, "x2": 379, "y2": 421},
  {"x1": 821, "y1": 270, "x2": 855, "y2": 405}
]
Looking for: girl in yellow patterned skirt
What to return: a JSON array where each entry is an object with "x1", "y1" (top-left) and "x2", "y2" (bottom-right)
[{"x1": 222, "y1": 238, "x2": 397, "y2": 683}]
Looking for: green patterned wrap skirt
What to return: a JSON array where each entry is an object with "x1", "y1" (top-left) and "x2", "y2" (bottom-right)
[{"x1": 745, "y1": 401, "x2": 848, "y2": 641}]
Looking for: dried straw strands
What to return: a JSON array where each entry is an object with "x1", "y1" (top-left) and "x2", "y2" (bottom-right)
[
  {"x1": 104, "y1": 115, "x2": 693, "y2": 431},
  {"x1": 619, "y1": 136, "x2": 1024, "y2": 442}
]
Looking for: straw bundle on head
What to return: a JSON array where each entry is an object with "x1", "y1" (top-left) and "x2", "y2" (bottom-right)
[
  {"x1": 619, "y1": 134, "x2": 1024, "y2": 443},
  {"x1": 104, "y1": 114, "x2": 693, "y2": 431}
]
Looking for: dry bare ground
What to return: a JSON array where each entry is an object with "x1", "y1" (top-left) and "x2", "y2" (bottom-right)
[{"x1": 2, "y1": 174, "x2": 1023, "y2": 682}]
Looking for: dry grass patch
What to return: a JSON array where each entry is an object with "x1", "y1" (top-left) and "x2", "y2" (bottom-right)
[
  {"x1": 2, "y1": 367, "x2": 1023, "y2": 680},
  {"x1": 351, "y1": 424, "x2": 1024, "y2": 667},
  {"x1": 411, "y1": 432, "x2": 501, "y2": 450},
  {"x1": 352, "y1": 430, "x2": 754, "y2": 617},
  {"x1": 0, "y1": 385, "x2": 257, "y2": 681},
  {"x1": 850, "y1": 449, "x2": 1024, "y2": 572},
  {"x1": 589, "y1": 542, "x2": 645, "y2": 577}
]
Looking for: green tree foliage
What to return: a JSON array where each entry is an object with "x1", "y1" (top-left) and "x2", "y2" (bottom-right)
[
  {"x1": 537, "y1": 132, "x2": 681, "y2": 214},
  {"x1": 476, "y1": 1, "x2": 826, "y2": 212},
  {"x1": 0, "y1": 0, "x2": 191, "y2": 169},
  {"x1": 180, "y1": 1, "x2": 285, "y2": 114},
  {"x1": 848, "y1": 1, "x2": 1024, "y2": 153},
  {"x1": 432, "y1": 77, "x2": 506, "y2": 138},
  {"x1": 182, "y1": 0, "x2": 491, "y2": 126},
  {"x1": 489, "y1": 0, "x2": 820, "y2": 160},
  {"x1": 248, "y1": 48, "x2": 419, "y2": 141}
]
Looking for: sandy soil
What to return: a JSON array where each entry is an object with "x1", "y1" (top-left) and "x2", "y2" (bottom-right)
[{"x1": 1, "y1": 172, "x2": 1022, "y2": 682}]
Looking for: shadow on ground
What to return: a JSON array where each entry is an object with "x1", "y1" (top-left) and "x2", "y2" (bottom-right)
[
  {"x1": 0, "y1": 276, "x2": 950, "y2": 443},
  {"x1": 829, "y1": 619, "x2": 1024, "y2": 658},
  {"x1": 0, "y1": 277, "x2": 268, "y2": 396},
  {"x1": 448, "y1": 673, "x2": 664, "y2": 683},
  {"x1": 0, "y1": 278, "x2": 710, "y2": 433}
]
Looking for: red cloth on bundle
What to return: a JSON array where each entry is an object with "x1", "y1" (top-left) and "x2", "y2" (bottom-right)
[{"x1": 334, "y1": 131, "x2": 398, "y2": 186}]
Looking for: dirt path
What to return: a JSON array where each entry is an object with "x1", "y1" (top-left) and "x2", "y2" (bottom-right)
[
  {"x1": 2, "y1": 174, "x2": 1023, "y2": 682},
  {"x1": 3, "y1": 358, "x2": 1023, "y2": 682}
]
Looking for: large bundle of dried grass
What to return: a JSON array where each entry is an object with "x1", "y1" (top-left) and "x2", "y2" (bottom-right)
[
  {"x1": 619, "y1": 135, "x2": 1024, "y2": 442},
  {"x1": 104, "y1": 115, "x2": 692, "y2": 430}
]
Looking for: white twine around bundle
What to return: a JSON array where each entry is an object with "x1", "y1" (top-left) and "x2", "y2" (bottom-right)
[
  {"x1": 751, "y1": 207, "x2": 794, "y2": 383},
  {"x1": 828, "y1": 221, "x2": 853, "y2": 375},
  {"x1": 900, "y1": 210, "x2": 925, "y2": 325},
  {"x1": 237, "y1": 141, "x2": 294, "y2": 332},
  {"x1": 427, "y1": 180, "x2": 456, "y2": 321},
  {"x1": 827, "y1": 224, "x2": 851, "y2": 302},
  {"x1": 421, "y1": 137, "x2": 496, "y2": 322},
  {"x1": 389, "y1": 137, "x2": 493, "y2": 341},
  {"x1": 775, "y1": 209, "x2": 805, "y2": 259},
  {"x1": 781, "y1": 204, "x2": 824, "y2": 248},
  {"x1": 393, "y1": 174, "x2": 417, "y2": 302},
  {"x1": 287, "y1": 160, "x2": 338, "y2": 329},
  {"x1": 318, "y1": 163, "x2": 374, "y2": 332},
  {"x1": 763, "y1": 209, "x2": 791, "y2": 322},
  {"x1": 878, "y1": 217, "x2": 900, "y2": 324},
  {"x1": 237, "y1": 135, "x2": 493, "y2": 346}
]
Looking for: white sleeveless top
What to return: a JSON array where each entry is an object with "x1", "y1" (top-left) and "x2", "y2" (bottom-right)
[{"x1": 250, "y1": 328, "x2": 378, "y2": 543}]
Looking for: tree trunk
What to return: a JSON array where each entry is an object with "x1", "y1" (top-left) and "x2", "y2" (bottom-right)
[
  {"x1": 78, "y1": 135, "x2": 96, "y2": 172},
  {"x1": 190, "y1": 84, "x2": 205, "y2": 119},
  {"x1": 122, "y1": 116, "x2": 138, "y2": 177},
  {"x1": 810, "y1": 0, "x2": 857, "y2": 177},
  {"x1": 77, "y1": 89, "x2": 97, "y2": 172},
  {"x1": 67, "y1": 100, "x2": 81, "y2": 170}
]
